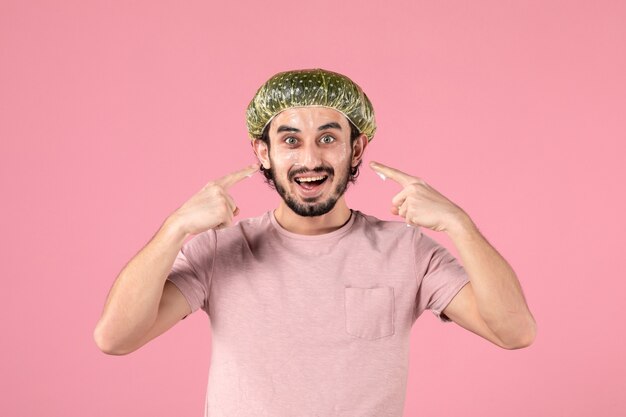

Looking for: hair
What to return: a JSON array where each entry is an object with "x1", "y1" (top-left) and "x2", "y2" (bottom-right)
[{"x1": 256, "y1": 117, "x2": 364, "y2": 190}]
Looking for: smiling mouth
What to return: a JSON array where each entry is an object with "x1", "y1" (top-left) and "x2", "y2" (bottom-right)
[{"x1": 294, "y1": 175, "x2": 329, "y2": 191}]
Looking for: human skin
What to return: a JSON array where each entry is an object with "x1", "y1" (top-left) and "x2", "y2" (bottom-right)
[
  {"x1": 94, "y1": 103, "x2": 534, "y2": 354},
  {"x1": 93, "y1": 164, "x2": 259, "y2": 354},
  {"x1": 370, "y1": 162, "x2": 537, "y2": 348},
  {"x1": 252, "y1": 106, "x2": 368, "y2": 235},
  {"x1": 254, "y1": 106, "x2": 535, "y2": 348}
]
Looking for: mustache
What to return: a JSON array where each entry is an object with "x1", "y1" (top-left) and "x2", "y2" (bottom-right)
[{"x1": 289, "y1": 166, "x2": 333, "y2": 180}]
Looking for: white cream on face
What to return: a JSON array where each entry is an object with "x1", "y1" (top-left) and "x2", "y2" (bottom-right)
[
  {"x1": 336, "y1": 141, "x2": 349, "y2": 164},
  {"x1": 263, "y1": 107, "x2": 360, "y2": 213},
  {"x1": 269, "y1": 107, "x2": 352, "y2": 177},
  {"x1": 285, "y1": 151, "x2": 299, "y2": 161}
]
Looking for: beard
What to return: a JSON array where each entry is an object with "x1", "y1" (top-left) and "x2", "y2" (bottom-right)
[{"x1": 268, "y1": 152, "x2": 353, "y2": 217}]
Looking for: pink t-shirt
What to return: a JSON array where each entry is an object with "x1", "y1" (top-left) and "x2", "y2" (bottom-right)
[{"x1": 167, "y1": 209, "x2": 469, "y2": 417}]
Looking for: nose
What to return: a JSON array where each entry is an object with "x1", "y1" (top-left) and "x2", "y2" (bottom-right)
[{"x1": 298, "y1": 139, "x2": 323, "y2": 168}]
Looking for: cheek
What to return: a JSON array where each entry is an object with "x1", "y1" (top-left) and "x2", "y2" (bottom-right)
[
  {"x1": 330, "y1": 145, "x2": 350, "y2": 166},
  {"x1": 270, "y1": 150, "x2": 299, "y2": 174},
  {"x1": 272, "y1": 149, "x2": 301, "y2": 166},
  {"x1": 285, "y1": 151, "x2": 299, "y2": 162},
  {"x1": 338, "y1": 146, "x2": 348, "y2": 162}
]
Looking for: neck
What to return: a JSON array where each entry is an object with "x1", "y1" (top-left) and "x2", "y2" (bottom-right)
[{"x1": 273, "y1": 197, "x2": 352, "y2": 235}]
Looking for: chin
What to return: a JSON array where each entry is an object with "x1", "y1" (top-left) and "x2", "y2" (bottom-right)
[
  {"x1": 272, "y1": 170, "x2": 350, "y2": 217},
  {"x1": 283, "y1": 194, "x2": 339, "y2": 217}
]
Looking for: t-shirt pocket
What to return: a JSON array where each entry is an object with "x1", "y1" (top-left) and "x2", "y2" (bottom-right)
[{"x1": 344, "y1": 286, "x2": 395, "y2": 340}]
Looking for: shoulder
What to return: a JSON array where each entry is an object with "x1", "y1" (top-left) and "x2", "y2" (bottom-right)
[
  {"x1": 212, "y1": 210, "x2": 272, "y2": 247},
  {"x1": 353, "y1": 209, "x2": 417, "y2": 235},
  {"x1": 236, "y1": 210, "x2": 271, "y2": 227},
  {"x1": 182, "y1": 211, "x2": 270, "y2": 251},
  {"x1": 351, "y1": 210, "x2": 419, "y2": 248}
]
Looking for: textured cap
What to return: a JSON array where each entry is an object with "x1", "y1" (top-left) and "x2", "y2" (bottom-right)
[{"x1": 245, "y1": 68, "x2": 377, "y2": 141}]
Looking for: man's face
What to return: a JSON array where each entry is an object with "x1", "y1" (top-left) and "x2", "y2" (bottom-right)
[{"x1": 258, "y1": 107, "x2": 359, "y2": 217}]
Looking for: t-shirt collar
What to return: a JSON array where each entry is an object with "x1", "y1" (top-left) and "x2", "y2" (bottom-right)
[{"x1": 268, "y1": 209, "x2": 356, "y2": 241}]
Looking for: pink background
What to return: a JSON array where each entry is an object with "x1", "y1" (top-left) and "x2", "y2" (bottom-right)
[{"x1": 1, "y1": 1, "x2": 624, "y2": 416}]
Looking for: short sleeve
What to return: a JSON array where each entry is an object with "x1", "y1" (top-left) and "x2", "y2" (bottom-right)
[
  {"x1": 413, "y1": 229, "x2": 470, "y2": 323},
  {"x1": 166, "y1": 229, "x2": 216, "y2": 319}
]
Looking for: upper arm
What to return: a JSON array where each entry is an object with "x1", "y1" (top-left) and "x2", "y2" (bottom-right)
[
  {"x1": 124, "y1": 280, "x2": 192, "y2": 354},
  {"x1": 442, "y1": 281, "x2": 509, "y2": 349}
]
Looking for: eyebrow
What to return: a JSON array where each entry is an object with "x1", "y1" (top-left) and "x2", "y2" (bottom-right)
[{"x1": 276, "y1": 122, "x2": 342, "y2": 134}]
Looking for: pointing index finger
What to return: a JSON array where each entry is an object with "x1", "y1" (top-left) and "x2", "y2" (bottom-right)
[
  {"x1": 369, "y1": 161, "x2": 416, "y2": 187},
  {"x1": 216, "y1": 163, "x2": 260, "y2": 189}
]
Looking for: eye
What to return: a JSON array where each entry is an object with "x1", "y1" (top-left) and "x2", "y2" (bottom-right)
[
  {"x1": 284, "y1": 136, "x2": 297, "y2": 145},
  {"x1": 320, "y1": 135, "x2": 335, "y2": 144}
]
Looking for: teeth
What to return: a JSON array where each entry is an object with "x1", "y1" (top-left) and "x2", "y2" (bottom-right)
[{"x1": 295, "y1": 176, "x2": 327, "y2": 183}]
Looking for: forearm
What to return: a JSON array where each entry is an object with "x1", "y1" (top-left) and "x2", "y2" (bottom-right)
[
  {"x1": 446, "y1": 213, "x2": 536, "y2": 347},
  {"x1": 93, "y1": 215, "x2": 188, "y2": 353}
]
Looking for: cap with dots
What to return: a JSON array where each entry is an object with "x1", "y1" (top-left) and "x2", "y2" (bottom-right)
[{"x1": 245, "y1": 68, "x2": 377, "y2": 142}]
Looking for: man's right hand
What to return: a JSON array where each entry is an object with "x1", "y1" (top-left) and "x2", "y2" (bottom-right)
[{"x1": 170, "y1": 163, "x2": 260, "y2": 235}]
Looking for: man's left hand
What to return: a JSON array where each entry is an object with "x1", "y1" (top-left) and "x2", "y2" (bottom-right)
[{"x1": 369, "y1": 161, "x2": 468, "y2": 233}]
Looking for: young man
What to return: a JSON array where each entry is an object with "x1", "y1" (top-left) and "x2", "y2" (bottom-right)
[{"x1": 94, "y1": 68, "x2": 536, "y2": 416}]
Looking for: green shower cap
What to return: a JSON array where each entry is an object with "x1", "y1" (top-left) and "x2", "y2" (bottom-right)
[{"x1": 245, "y1": 68, "x2": 377, "y2": 142}]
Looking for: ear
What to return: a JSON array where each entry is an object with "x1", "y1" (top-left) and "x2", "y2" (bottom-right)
[
  {"x1": 252, "y1": 139, "x2": 271, "y2": 169},
  {"x1": 351, "y1": 133, "x2": 369, "y2": 168}
]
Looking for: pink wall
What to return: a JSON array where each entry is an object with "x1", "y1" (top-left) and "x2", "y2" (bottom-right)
[{"x1": 1, "y1": 1, "x2": 624, "y2": 416}]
